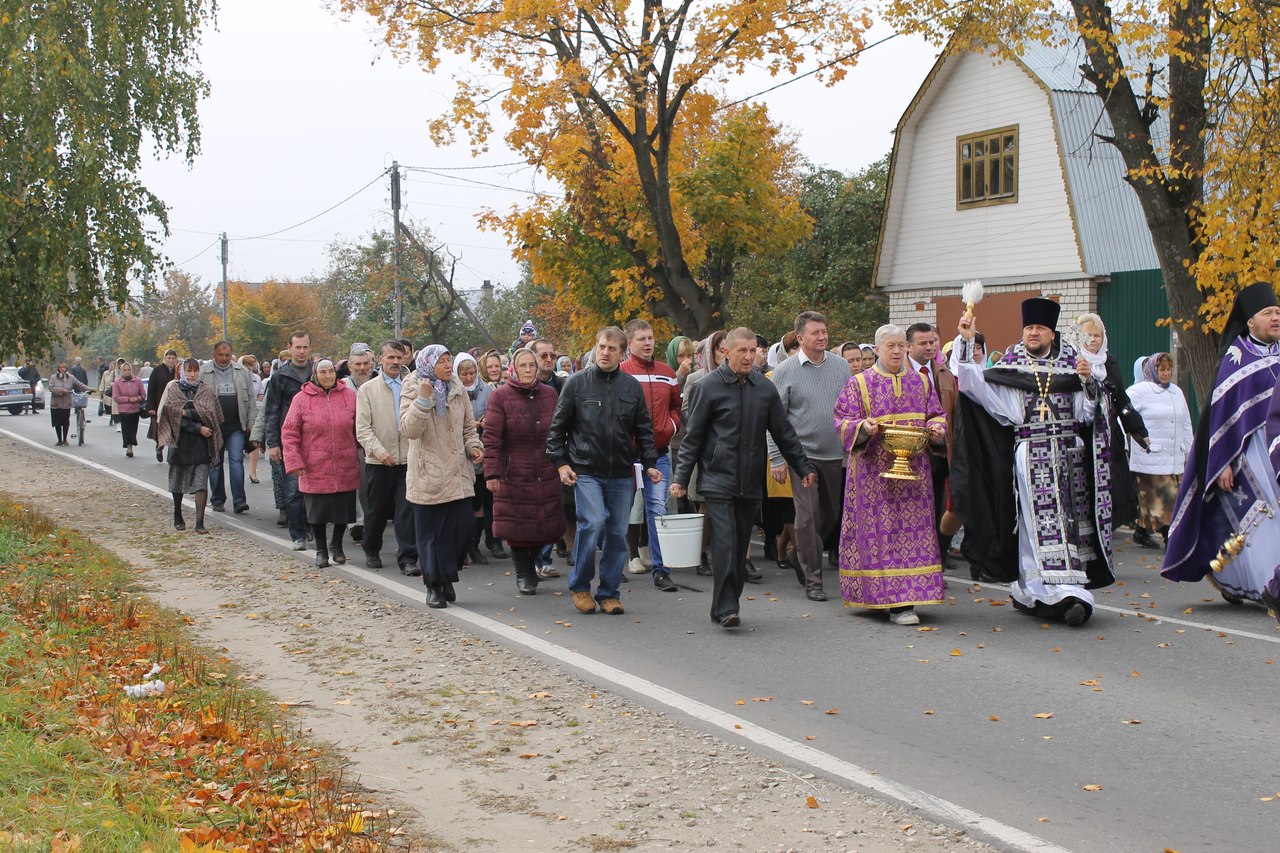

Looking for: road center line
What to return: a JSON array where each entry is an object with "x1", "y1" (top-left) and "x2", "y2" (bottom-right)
[{"x1": 963, "y1": 579, "x2": 1280, "y2": 645}]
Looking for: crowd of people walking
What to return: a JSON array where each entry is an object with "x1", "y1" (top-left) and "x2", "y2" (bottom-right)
[{"x1": 13, "y1": 282, "x2": 1280, "y2": 631}]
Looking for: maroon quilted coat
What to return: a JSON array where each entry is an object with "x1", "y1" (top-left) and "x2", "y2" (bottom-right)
[{"x1": 483, "y1": 380, "x2": 565, "y2": 547}]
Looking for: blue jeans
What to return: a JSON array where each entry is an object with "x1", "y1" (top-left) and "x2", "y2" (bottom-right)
[
  {"x1": 209, "y1": 428, "x2": 246, "y2": 509},
  {"x1": 282, "y1": 468, "x2": 307, "y2": 543},
  {"x1": 643, "y1": 453, "x2": 671, "y2": 578},
  {"x1": 569, "y1": 475, "x2": 633, "y2": 601}
]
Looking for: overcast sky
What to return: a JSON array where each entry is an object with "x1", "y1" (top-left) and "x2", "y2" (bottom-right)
[{"x1": 143, "y1": 0, "x2": 940, "y2": 296}]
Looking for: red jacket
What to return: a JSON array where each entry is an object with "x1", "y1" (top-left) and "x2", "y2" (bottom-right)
[
  {"x1": 620, "y1": 354, "x2": 681, "y2": 451},
  {"x1": 281, "y1": 381, "x2": 360, "y2": 495}
]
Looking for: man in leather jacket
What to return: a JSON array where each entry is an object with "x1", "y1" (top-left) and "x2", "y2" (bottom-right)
[
  {"x1": 672, "y1": 327, "x2": 816, "y2": 628},
  {"x1": 548, "y1": 326, "x2": 661, "y2": 617}
]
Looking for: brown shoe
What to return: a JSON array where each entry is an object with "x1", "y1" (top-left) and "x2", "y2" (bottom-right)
[
  {"x1": 599, "y1": 597, "x2": 625, "y2": 615},
  {"x1": 572, "y1": 591, "x2": 597, "y2": 614}
]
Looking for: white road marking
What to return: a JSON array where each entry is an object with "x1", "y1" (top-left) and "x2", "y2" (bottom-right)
[
  {"x1": 963, "y1": 579, "x2": 1280, "y2": 645},
  {"x1": 30, "y1": 425, "x2": 1280, "y2": 851}
]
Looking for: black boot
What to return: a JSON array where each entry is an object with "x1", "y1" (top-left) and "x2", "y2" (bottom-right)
[
  {"x1": 512, "y1": 546, "x2": 538, "y2": 595},
  {"x1": 425, "y1": 583, "x2": 446, "y2": 608},
  {"x1": 697, "y1": 551, "x2": 712, "y2": 576},
  {"x1": 468, "y1": 518, "x2": 488, "y2": 564},
  {"x1": 488, "y1": 536, "x2": 509, "y2": 559},
  {"x1": 1133, "y1": 526, "x2": 1157, "y2": 548},
  {"x1": 313, "y1": 525, "x2": 330, "y2": 568},
  {"x1": 330, "y1": 525, "x2": 347, "y2": 564},
  {"x1": 763, "y1": 537, "x2": 778, "y2": 561}
]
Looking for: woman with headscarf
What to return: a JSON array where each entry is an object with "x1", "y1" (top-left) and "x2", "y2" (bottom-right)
[
  {"x1": 858, "y1": 344, "x2": 875, "y2": 372},
  {"x1": 480, "y1": 350, "x2": 505, "y2": 389},
  {"x1": 483, "y1": 348, "x2": 566, "y2": 594},
  {"x1": 111, "y1": 361, "x2": 146, "y2": 457},
  {"x1": 157, "y1": 358, "x2": 223, "y2": 533},
  {"x1": 48, "y1": 362, "x2": 89, "y2": 446},
  {"x1": 454, "y1": 351, "x2": 503, "y2": 563},
  {"x1": 281, "y1": 358, "x2": 360, "y2": 568},
  {"x1": 1126, "y1": 353, "x2": 1192, "y2": 547},
  {"x1": 1076, "y1": 313, "x2": 1149, "y2": 531},
  {"x1": 400, "y1": 345, "x2": 485, "y2": 609}
]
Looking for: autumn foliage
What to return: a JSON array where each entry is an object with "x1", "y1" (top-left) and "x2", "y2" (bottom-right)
[
  {"x1": 340, "y1": 0, "x2": 871, "y2": 338},
  {"x1": 883, "y1": 0, "x2": 1280, "y2": 401},
  {"x1": 0, "y1": 499, "x2": 402, "y2": 851}
]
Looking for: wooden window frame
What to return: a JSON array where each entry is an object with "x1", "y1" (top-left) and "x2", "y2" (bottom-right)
[{"x1": 956, "y1": 125, "x2": 1019, "y2": 209}]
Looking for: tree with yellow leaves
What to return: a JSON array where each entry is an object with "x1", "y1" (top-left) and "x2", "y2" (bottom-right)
[
  {"x1": 884, "y1": 0, "x2": 1280, "y2": 403},
  {"x1": 340, "y1": 0, "x2": 870, "y2": 338}
]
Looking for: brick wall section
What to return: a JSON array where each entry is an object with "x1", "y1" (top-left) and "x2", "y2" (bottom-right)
[{"x1": 887, "y1": 279, "x2": 1097, "y2": 330}]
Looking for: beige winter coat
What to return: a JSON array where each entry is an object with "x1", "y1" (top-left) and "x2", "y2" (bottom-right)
[
  {"x1": 399, "y1": 370, "x2": 483, "y2": 506},
  {"x1": 356, "y1": 372, "x2": 410, "y2": 466}
]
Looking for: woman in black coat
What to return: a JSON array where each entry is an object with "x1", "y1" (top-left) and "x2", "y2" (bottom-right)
[{"x1": 482, "y1": 348, "x2": 566, "y2": 595}]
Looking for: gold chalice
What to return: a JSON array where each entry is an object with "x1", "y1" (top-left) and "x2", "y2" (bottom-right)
[{"x1": 879, "y1": 423, "x2": 929, "y2": 481}]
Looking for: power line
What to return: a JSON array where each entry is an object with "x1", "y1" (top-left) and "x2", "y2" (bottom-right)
[
  {"x1": 402, "y1": 161, "x2": 530, "y2": 172},
  {"x1": 402, "y1": 170, "x2": 559, "y2": 198},
  {"x1": 720, "y1": 5, "x2": 963, "y2": 110},
  {"x1": 232, "y1": 171, "x2": 389, "y2": 241},
  {"x1": 173, "y1": 237, "x2": 220, "y2": 267}
]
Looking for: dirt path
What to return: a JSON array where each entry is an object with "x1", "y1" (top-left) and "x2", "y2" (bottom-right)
[{"x1": 0, "y1": 436, "x2": 993, "y2": 852}]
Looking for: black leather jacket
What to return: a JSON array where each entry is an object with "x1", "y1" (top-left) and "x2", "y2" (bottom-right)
[
  {"x1": 674, "y1": 360, "x2": 813, "y2": 499},
  {"x1": 546, "y1": 364, "x2": 658, "y2": 478}
]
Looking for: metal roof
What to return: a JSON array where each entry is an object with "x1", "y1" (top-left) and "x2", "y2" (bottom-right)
[{"x1": 1016, "y1": 35, "x2": 1166, "y2": 274}]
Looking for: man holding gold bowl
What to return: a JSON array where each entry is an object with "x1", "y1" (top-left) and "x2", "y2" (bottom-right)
[{"x1": 832, "y1": 324, "x2": 947, "y2": 625}]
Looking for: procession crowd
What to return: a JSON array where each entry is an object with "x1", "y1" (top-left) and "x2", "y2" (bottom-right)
[{"x1": 16, "y1": 281, "x2": 1280, "y2": 629}]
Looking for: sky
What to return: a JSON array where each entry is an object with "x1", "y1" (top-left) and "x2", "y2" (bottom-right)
[{"x1": 144, "y1": 1, "x2": 941, "y2": 298}]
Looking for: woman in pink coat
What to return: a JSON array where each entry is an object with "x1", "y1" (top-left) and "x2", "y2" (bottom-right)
[{"x1": 282, "y1": 359, "x2": 359, "y2": 567}]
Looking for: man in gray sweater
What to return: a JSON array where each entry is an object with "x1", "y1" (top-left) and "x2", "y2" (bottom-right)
[{"x1": 767, "y1": 311, "x2": 851, "y2": 601}]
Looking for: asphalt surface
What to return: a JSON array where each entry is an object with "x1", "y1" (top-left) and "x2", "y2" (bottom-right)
[{"x1": 4, "y1": 405, "x2": 1278, "y2": 852}]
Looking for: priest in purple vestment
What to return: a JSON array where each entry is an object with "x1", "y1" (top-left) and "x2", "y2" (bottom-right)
[
  {"x1": 949, "y1": 297, "x2": 1114, "y2": 628},
  {"x1": 833, "y1": 324, "x2": 947, "y2": 625},
  {"x1": 1162, "y1": 282, "x2": 1280, "y2": 623}
]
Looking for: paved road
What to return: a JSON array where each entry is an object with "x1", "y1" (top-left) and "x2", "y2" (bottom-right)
[{"x1": 4, "y1": 406, "x2": 1277, "y2": 852}]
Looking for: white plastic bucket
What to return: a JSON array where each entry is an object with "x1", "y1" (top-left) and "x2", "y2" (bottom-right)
[{"x1": 654, "y1": 513, "x2": 705, "y2": 568}]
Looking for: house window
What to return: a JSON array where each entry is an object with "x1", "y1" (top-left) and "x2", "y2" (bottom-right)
[{"x1": 957, "y1": 126, "x2": 1018, "y2": 207}]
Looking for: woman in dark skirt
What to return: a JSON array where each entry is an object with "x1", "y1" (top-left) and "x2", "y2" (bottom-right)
[
  {"x1": 281, "y1": 359, "x2": 359, "y2": 568},
  {"x1": 399, "y1": 345, "x2": 484, "y2": 609},
  {"x1": 482, "y1": 348, "x2": 566, "y2": 594},
  {"x1": 157, "y1": 358, "x2": 223, "y2": 533}
]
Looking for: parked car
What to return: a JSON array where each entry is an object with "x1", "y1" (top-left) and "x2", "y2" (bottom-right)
[{"x1": 0, "y1": 366, "x2": 43, "y2": 415}]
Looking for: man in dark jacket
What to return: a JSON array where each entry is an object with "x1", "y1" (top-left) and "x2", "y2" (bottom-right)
[
  {"x1": 548, "y1": 326, "x2": 661, "y2": 617},
  {"x1": 145, "y1": 349, "x2": 179, "y2": 460},
  {"x1": 264, "y1": 331, "x2": 314, "y2": 550},
  {"x1": 672, "y1": 327, "x2": 815, "y2": 628},
  {"x1": 17, "y1": 360, "x2": 40, "y2": 413}
]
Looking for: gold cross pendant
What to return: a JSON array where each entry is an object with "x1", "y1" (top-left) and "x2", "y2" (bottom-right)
[{"x1": 1037, "y1": 398, "x2": 1049, "y2": 420}]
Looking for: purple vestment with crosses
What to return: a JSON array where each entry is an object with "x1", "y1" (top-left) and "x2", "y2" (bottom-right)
[{"x1": 832, "y1": 366, "x2": 946, "y2": 608}]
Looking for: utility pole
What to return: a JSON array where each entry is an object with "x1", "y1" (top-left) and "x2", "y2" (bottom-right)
[
  {"x1": 219, "y1": 232, "x2": 229, "y2": 342},
  {"x1": 391, "y1": 161, "x2": 403, "y2": 338}
]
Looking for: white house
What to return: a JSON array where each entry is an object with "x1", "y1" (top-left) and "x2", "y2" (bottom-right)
[{"x1": 872, "y1": 35, "x2": 1166, "y2": 349}]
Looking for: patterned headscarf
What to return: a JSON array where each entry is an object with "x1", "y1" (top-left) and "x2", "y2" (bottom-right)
[
  {"x1": 507, "y1": 348, "x2": 539, "y2": 389},
  {"x1": 415, "y1": 345, "x2": 451, "y2": 416},
  {"x1": 1143, "y1": 352, "x2": 1172, "y2": 388}
]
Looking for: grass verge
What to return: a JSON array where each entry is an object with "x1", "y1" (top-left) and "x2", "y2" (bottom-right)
[{"x1": 0, "y1": 497, "x2": 406, "y2": 851}]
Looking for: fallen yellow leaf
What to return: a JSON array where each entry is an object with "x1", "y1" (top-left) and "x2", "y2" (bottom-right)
[
  {"x1": 734, "y1": 699, "x2": 746, "y2": 705},
  {"x1": 806, "y1": 796, "x2": 820, "y2": 809},
  {"x1": 1082, "y1": 784, "x2": 1103, "y2": 792},
  {"x1": 950, "y1": 648, "x2": 963, "y2": 657},
  {"x1": 1033, "y1": 712, "x2": 1054, "y2": 719},
  {"x1": 824, "y1": 708, "x2": 839, "y2": 715},
  {"x1": 518, "y1": 753, "x2": 539, "y2": 759},
  {"x1": 989, "y1": 715, "x2": 1001, "y2": 722},
  {"x1": 799, "y1": 700, "x2": 814, "y2": 705}
]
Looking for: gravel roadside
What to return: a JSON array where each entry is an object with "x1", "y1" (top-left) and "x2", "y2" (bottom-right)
[{"x1": 0, "y1": 436, "x2": 995, "y2": 852}]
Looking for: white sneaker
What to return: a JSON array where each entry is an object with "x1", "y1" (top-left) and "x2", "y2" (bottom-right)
[
  {"x1": 890, "y1": 609, "x2": 920, "y2": 626},
  {"x1": 638, "y1": 545, "x2": 653, "y2": 569},
  {"x1": 626, "y1": 556, "x2": 648, "y2": 575}
]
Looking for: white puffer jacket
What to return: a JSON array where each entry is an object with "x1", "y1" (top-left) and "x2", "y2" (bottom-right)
[{"x1": 1126, "y1": 381, "x2": 1193, "y2": 475}]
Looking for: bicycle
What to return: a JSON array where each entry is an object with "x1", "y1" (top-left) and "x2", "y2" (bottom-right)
[{"x1": 72, "y1": 391, "x2": 88, "y2": 446}]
